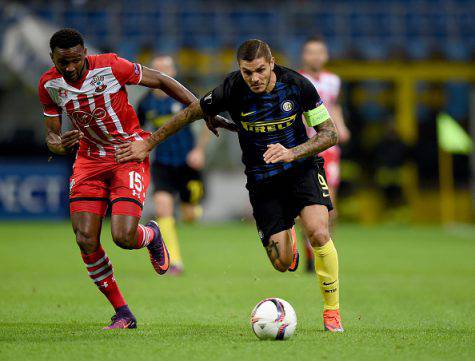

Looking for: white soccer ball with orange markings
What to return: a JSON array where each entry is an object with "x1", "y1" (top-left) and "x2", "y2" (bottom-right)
[{"x1": 250, "y1": 298, "x2": 297, "y2": 340}]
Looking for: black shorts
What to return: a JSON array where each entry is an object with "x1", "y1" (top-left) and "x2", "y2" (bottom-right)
[
  {"x1": 246, "y1": 162, "x2": 333, "y2": 246},
  {"x1": 151, "y1": 162, "x2": 204, "y2": 205}
]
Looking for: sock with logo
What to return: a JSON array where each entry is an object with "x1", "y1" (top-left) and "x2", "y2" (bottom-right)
[
  {"x1": 81, "y1": 245, "x2": 128, "y2": 312},
  {"x1": 134, "y1": 224, "x2": 156, "y2": 249},
  {"x1": 313, "y1": 239, "x2": 340, "y2": 310}
]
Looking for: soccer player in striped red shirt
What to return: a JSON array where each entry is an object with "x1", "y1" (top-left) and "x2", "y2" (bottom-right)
[
  {"x1": 299, "y1": 36, "x2": 351, "y2": 272},
  {"x1": 38, "y1": 28, "x2": 232, "y2": 329}
]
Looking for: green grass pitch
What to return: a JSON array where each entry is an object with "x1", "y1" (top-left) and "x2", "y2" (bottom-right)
[{"x1": 0, "y1": 221, "x2": 474, "y2": 360}]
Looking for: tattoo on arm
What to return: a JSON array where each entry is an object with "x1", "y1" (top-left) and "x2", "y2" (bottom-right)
[
  {"x1": 147, "y1": 101, "x2": 204, "y2": 150},
  {"x1": 291, "y1": 119, "x2": 338, "y2": 161},
  {"x1": 266, "y1": 240, "x2": 280, "y2": 260}
]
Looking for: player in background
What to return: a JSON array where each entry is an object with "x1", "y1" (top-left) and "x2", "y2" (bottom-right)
[
  {"x1": 39, "y1": 29, "x2": 231, "y2": 329},
  {"x1": 138, "y1": 55, "x2": 210, "y2": 275},
  {"x1": 299, "y1": 36, "x2": 351, "y2": 272},
  {"x1": 117, "y1": 39, "x2": 344, "y2": 332}
]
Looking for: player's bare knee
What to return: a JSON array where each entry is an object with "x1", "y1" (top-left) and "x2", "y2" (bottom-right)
[
  {"x1": 111, "y1": 229, "x2": 136, "y2": 250},
  {"x1": 308, "y1": 228, "x2": 330, "y2": 248},
  {"x1": 74, "y1": 228, "x2": 98, "y2": 253},
  {"x1": 272, "y1": 259, "x2": 288, "y2": 273}
]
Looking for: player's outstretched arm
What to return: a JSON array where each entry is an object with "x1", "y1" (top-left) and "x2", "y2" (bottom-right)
[
  {"x1": 45, "y1": 116, "x2": 83, "y2": 155},
  {"x1": 263, "y1": 119, "x2": 338, "y2": 164},
  {"x1": 116, "y1": 100, "x2": 204, "y2": 163},
  {"x1": 140, "y1": 66, "x2": 197, "y2": 106},
  {"x1": 139, "y1": 66, "x2": 237, "y2": 137}
]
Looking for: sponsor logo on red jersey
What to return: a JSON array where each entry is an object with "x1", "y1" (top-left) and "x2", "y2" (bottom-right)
[{"x1": 70, "y1": 107, "x2": 107, "y2": 127}]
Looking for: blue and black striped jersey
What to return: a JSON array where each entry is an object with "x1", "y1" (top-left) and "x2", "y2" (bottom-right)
[
  {"x1": 200, "y1": 65, "x2": 323, "y2": 183},
  {"x1": 138, "y1": 92, "x2": 195, "y2": 166}
]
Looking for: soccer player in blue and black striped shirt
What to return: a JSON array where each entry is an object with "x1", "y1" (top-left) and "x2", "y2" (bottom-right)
[
  {"x1": 117, "y1": 40, "x2": 344, "y2": 332},
  {"x1": 137, "y1": 55, "x2": 210, "y2": 275}
]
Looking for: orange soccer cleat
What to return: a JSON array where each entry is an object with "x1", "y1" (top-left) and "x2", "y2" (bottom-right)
[
  {"x1": 288, "y1": 227, "x2": 299, "y2": 272},
  {"x1": 323, "y1": 309, "x2": 344, "y2": 332}
]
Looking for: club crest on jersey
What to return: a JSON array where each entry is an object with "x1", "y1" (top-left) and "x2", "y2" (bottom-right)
[
  {"x1": 281, "y1": 100, "x2": 294, "y2": 113},
  {"x1": 91, "y1": 75, "x2": 107, "y2": 93}
]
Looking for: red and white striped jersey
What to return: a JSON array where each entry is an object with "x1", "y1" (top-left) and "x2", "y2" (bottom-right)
[
  {"x1": 300, "y1": 70, "x2": 340, "y2": 107},
  {"x1": 299, "y1": 70, "x2": 341, "y2": 139},
  {"x1": 38, "y1": 53, "x2": 148, "y2": 158}
]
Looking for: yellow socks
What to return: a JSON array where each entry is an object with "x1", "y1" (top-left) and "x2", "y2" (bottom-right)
[
  {"x1": 157, "y1": 216, "x2": 182, "y2": 266},
  {"x1": 313, "y1": 239, "x2": 339, "y2": 310}
]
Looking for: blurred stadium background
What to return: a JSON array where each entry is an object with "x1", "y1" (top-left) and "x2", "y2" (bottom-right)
[
  {"x1": 0, "y1": 1, "x2": 474, "y2": 359},
  {"x1": 0, "y1": 0, "x2": 474, "y2": 224}
]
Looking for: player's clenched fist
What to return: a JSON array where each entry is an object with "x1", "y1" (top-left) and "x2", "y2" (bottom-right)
[
  {"x1": 116, "y1": 140, "x2": 149, "y2": 163},
  {"x1": 263, "y1": 143, "x2": 295, "y2": 164}
]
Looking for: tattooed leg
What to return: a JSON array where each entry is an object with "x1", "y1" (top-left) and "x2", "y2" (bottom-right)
[
  {"x1": 266, "y1": 240, "x2": 280, "y2": 260},
  {"x1": 264, "y1": 230, "x2": 293, "y2": 272}
]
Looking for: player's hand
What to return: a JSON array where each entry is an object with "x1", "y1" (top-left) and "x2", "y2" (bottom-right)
[
  {"x1": 115, "y1": 140, "x2": 150, "y2": 163},
  {"x1": 205, "y1": 115, "x2": 238, "y2": 137},
  {"x1": 187, "y1": 147, "x2": 205, "y2": 170},
  {"x1": 61, "y1": 130, "x2": 83, "y2": 150},
  {"x1": 263, "y1": 143, "x2": 295, "y2": 164},
  {"x1": 46, "y1": 130, "x2": 83, "y2": 155}
]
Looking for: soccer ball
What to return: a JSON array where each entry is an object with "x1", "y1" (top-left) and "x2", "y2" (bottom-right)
[{"x1": 250, "y1": 298, "x2": 297, "y2": 340}]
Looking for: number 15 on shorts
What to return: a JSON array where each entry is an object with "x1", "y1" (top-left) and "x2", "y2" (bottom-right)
[{"x1": 129, "y1": 171, "x2": 143, "y2": 198}]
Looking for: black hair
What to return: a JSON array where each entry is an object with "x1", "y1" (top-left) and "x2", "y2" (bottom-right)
[
  {"x1": 49, "y1": 28, "x2": 84, "y2": 52},
  {"x1": 237, "y1": 39, "x2": 272, "y2": 62}
]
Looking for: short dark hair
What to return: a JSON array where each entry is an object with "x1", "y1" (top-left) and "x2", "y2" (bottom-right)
[
  {"x1": 49, "y1": 28, "x2": 84, "y2": 52},
  {"x1": 237, "y1": 39, "x2": 272, "y2": 62},
  {"x1": 303, "y1": 35, "x2": 326, "y2": 47}
]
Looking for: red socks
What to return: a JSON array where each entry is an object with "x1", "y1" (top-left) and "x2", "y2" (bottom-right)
[
  {"x1": 81, "y1": 246, "x2": 127, "y2": 311},
  {"x1": 135, "y1": 224, "x2": 155, "y2": 249},
  {"x1": 80, "y1": 225, "x2": 155, "y2": 311}
]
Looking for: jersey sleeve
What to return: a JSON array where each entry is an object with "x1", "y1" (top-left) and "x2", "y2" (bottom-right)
[
  {"x1": 299, "y1": 76, "x2": 330, "y2": 127},
  {"x1": 111, "y1": 54, "x2": 143, "y2": 86},
  {"x1": 199, "y1": 76, "x2": 233, "y2": 116},
  {"x1": 38, "y1": 79, "x2": 61, "y2": 117}
]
